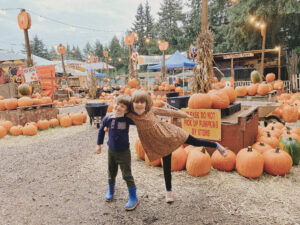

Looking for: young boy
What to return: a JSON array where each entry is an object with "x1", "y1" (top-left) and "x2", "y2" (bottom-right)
[{"x1": 96, "y1": 95, "x2": 138, "y2": 211}]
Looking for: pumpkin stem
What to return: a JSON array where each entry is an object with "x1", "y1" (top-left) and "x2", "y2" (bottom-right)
[
  {"x1": 247, "y1": 146, "x2": 252, "y2": 152},
  {"x1": 267, "y1": 131, "x2": 271, "y2": 137},
  {"x1": 259, "y1": 142, "x2": 265, "y2": 146},
  {"x1": 275, "y1": 147, "x2": 280, "y2": 153},
  {"x1": 201, "y1": 148, "x2": 206, "y2": 154}
]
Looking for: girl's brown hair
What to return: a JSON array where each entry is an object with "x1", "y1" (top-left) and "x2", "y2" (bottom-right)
[{"x1": 130, "y1": 90, "x2": 153, "y2": 113}]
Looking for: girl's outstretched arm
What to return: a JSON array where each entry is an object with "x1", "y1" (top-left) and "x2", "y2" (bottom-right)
[{"x1": 152, "y1": 107, "x2": 192, "y2": 118}]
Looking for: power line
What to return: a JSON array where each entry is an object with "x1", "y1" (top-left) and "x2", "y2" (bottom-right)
[{"x1": 0, "y1": 7, "x2": 128, "y2": 33}]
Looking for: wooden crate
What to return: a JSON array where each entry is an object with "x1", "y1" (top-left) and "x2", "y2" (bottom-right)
[
  {"x1": 215, "y1": 106, "x2": 258, "y2": 154},
  {"x1": 0, "y1": 104, "x2": 58, "y2": 126},
  {"x1": 0, "y1": 83, "x2": 17, "y2": 98}
]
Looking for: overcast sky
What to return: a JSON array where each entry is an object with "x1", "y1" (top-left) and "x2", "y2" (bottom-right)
[{"x1": 0, "y1": 0, "x2": 166, "y2": 53}]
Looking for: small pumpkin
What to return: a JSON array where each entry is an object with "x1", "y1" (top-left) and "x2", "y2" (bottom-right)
[
  {"x1": 211, "y1": 149, "x2": 236, "y2": 171},
  {"x1": 70, "y1": 113, "x2": 83, "y2": 125},
  {"x1": 186, "y1": 147, "x2": 211, "y2": 177},
  {"x1": 263, "y1": 147, "x2": 292, "y2": 175},
  {"x1": 59, "y1": 115, "x2": 72, "y2": 127},
  {"x1": 252, "y1": 142, "x2": 272, "y2": 154},
  {"x1": 222, "y1": 87, "x2": 236, "y2": 103},
  {"x1": 0, "y1": 120, "x2": 13, "y2": 132},
  {"x1": 18, "y1": 96, "x2": 33, "y2": 107},
  {"x1": 257, "y1": 83, "x2": 269, "y2": 96},
  {"x1": 128, "y1": 78, "x2": 138, "y2": 88},
  {"x1": 37, "y1": 120, "x2": 50, "y2": 130},
  {"x1": 250, "y1": 70, "x2": 261, "y2": 83},
  {"x1": 0, "y1": 125, "x2": 7, "y2": 138},
  {"x1": 18, "y1": 83, "x2": 32, "y2": 96},
  {"x1": 4, "y1": 98, "x2": 18, "y2": 110},
  {"x1": 247, "y1": 84, "x2": 258, "y2": 96},
  {"x1": 235, "y1": 86, "x2": 247, "y2": 97},
  {"x1": 0, "y1": 100, "x2": 6, "y2": 111},
  {"x1": 281, "y1": 104, "x2": 298, "y2": 123},
  {"x1": 209, "y1": 91, "x2": 230, "y2": 109},
  {"x1": 49, "y1": 118, "x2": 59, "y2": 128},
  {"x1": 9, "y1": 125, "x2": 23, "y2": 136},
  {"x1": 257, "y1": 131, "x2": 279, "y2": 148},
  {"x1": 236, "y1": 146, "x2": 264, "y2": 178},
  {"x1": 265, "y1": 73, "x2": 276, "y2": 82},
  {"x1": 169, "y1": 146, "x2": 188, "y2": 172}
]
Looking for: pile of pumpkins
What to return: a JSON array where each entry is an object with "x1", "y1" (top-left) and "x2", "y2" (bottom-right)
[
  {"x1": 135, "y1": 120, "x2": 299, "y2": 178},
  {"x1": 0, "y1": 112, "x2": 87, "y2": 138},
  {"x1": 267, "y1": 92, "x2": 300, "y2": 123},
  {"x1": 0, "y1": 94, "x2": 53, "y2": 111},
  {"x1": 53, "y1": 97, "x2": 83, "y2": 107},
  {"x1": 235, "y1": 71, "x2": 284, "y2": 97},
  {"x1": 188, "y1": 86, "x2": 236, "y2": 110}
]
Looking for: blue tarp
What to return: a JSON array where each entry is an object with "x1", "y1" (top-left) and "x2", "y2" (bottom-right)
[
  {"x1": 95, "y1": 72, "x2": 107, "y2": 77},
  {"x1": 147, "y1": 50, "x2": 195, "y2": 71}
]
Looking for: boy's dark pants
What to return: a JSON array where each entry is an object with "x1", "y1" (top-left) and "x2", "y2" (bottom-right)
[{"x1": 108, "y1": 149, "x2": 135, "y2": 188}]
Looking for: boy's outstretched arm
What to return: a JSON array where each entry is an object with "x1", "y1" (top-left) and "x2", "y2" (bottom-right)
[{"x1": 96, "y1": 116, "x2": 109, "y2": 154}]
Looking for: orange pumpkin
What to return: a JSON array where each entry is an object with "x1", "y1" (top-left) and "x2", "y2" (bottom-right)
[
  {"x1": 9, "y1": 125, "x2": 23, "y2": 136},
  {"x1": 49, "y1": 118, "x2": 59, "y2": 128},
  {"x1": 169, "y1": 146, "x2": 188, "y2": 172},
  {"x1": 57, "y1": 44, "x2": 66, "y2": 55},
  {"x1": 266, "y1": 73, "x2": 276, "y2": 82},
  {"x1": 252, "y1": 142, "x2": 272, "y2": 154},
  {"x1": 247, "y1": 84, "x2": 258, "y2": 96},
  {"x1": 135, "y1": 139, "x2": 145, "y2": 160},
  {"x1": 274, "y1": 80, "x2": 284, "y2": 90},
  {"x1": 22, "y1": 123, "x2": 37, "y2": 136},
  {"x1": 257, "y1": 83, "x2": 269, "y2": 96},
  {"x1": 209, "y1": 91, "x2": 230, "y2": 109},
  {"x1": 4, "y1": 98, "x2": 18, "y2": 110},
  {"x1": 281, "y1": 104, "x2": 298, "y2": 122},
  {"x1": 222, "y1": 87, "x2": 236, "y2": 103},
  {"x1": 18, "y1": 96, "x2": 33, "y2": 107},
  {"x1": 211, "y1": 149, "x2": 236, "y2": 171},
  {"x1": 0, "y1": 125, "x2": 7, "y2": 138},
  {"x1": 186, "y1": 147, "x2": 211, "y2": 177},
  {"x1": 145, "y1": 154, "x2": 161, "y2": 166},
  {"x1": 236, "y1": 146, "x2": 264, "y2": 178},
  {"x1": 37, "y1": 120, "x2": 50, "y2": 130},
  {"x1": 257, "y1": 131, "x2": 279, "y2": 148},
  {"x1": 263, "y1": 147, "x2": 292, "y2": 175},
  {"x1": 70, "y1": 113, "x2": 83, "y2": 125},
  {"x1": 60, "y1": 115, "x2": 72, "y2": 127},
  {"x1": 0, "y1": 120, "x2": 13, "y2": 132},
  {"x1": 128, "y1": 78, "x2": 138, "y2": 88},
  {"x1": 235, "y1": 86, "x2": 247, "y2": 97},
  {"x1": 17, "y1": 9, "x2": 31, "y2": 30},
  {"x1": 188, "y1": 93, "x2": 212, "y2": 109},
  {"x1": 0, "y1": 100, "x2": 6, "y2": 111}
]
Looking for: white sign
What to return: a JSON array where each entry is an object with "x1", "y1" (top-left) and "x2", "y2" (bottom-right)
[{"x1": 23, "y1": 66, "x2": 38, "y2": 82}]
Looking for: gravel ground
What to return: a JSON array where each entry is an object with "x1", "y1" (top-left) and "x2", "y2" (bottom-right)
[{"x1": 0, "y1": 103, "x2": 299, "y2": 225}]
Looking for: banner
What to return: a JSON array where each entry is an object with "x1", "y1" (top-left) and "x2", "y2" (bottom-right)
[
  {"x1": 23, "y1": 66, "x2": 38, "y2": 82},
  {"x1": 36, "y1": 65, "x2": 56, "y2": 97},
  {"x1": 138, "y1": 52, "x2": 188, "y2": 65},
  {"x1": 181, "y1": 108, "x2": 221, "y2": 141}
]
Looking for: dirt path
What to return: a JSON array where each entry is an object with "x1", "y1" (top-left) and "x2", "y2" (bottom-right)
[{"x1": 0, "y1": 104, "x2": 299, "y2": 225}]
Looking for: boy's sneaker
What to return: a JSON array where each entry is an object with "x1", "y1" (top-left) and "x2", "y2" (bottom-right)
[{"x1": 166, "y1": 191, "x2": 174, "y2": 203}]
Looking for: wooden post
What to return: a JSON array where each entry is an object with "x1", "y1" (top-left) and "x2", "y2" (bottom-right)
[
  {"x1": 162, "y1": 50, "x2": 166, "y2": 82},
  {"x1": 260, "y1": 27, "x2": 266, "y2": 79},
  {"x1": 201, "y1": 0, "x2": 208, "y2": 31},
  {"x1": 61, "y1": 54, "x2": 67, "y2": 80},
  {"x1": 128, "y1": 45, "x2": 134, "y2": 79},
  {"x1": 24, "y1": 29, "x2": 33, "y2": 67},
  {"x1": 278, "y1": 47, "x2": 281, "y2": 80},
  {"x1": 231, "y1": 58, "x2": 234, "y2": 78}
]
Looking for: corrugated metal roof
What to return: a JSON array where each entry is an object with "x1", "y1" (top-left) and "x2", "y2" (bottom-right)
[{"x1": 0, "y1": 50, "x2": 25, "y2": 61}]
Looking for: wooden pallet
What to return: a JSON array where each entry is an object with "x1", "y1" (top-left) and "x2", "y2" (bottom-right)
[{"x1": 237, "y1": 90, "x2": 277, "y2": 102}]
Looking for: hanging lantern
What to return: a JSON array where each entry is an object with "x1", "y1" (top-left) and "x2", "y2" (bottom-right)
[
  {"x1": 125, "y1": 33, "x2": 135, "y2": 46},
  {"x1": 159, "y1": 41, "x2": 169, "y2": 51},
  {"x1": 57, "y1": 44, "x2": 66, "y2": 55},
  {"x1": 17, "y1": 9, "x2": 31, "y2": 30}
]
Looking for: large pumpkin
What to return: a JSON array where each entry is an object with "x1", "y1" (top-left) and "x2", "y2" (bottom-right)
[
  {"x1": 263, "y1": 147, "x2": 292, "y2": 175},
  {"x1": 4, "y1": 98, "x2": 18, "y2": 110},
  {"x1": 135, "y1": 139, "x2": 145, "y2": 160},
  {"x1": 49, "y1": 118, "x2": 59, "y2": 128},
  {"x1": 247, "y1": 84, "x2": 258, "y2": 96},
  {"x1": 281, "y1": 104, "x2": 298, "y2": 123},
  {"x1": 252, "y1": 142, "x2": 272, "y2": 155},
  {"x1": 37, "y1": 120, "x2": 50, "y2": 130},
  {"x1": 235, "y1": 86, "x2": 247, "y2": 97},
  {"x1": 0, "y1": 120, "x2": 13, "y2": 132},
  {"x1": 211, "y1": 149, "x2": 236, "y2": 171},
  {"x1": 222, "y1": 87, "x2": 236, "y2": 103},
  {"x1": 70, "y1": 113, "x2": 83, "y2": 125},
  {"x1": 165, "y1": 146, "x2": 188, "y2": 172},
  {"x1": 18, "y1": 96, "x2": 33, "y2": 107},
  {"x1": 257, "y1": 83, "x2": 269, "y2": 96},
  {"x1": 188, "y1": 93, "x2": 212, "y2": 109},
  {"x1": 9, "y1": 125, "x2": 23, "y2": 136},
  {"x1": 209, "y1": 91, "x2": 230, "y2": 109},
  {"x1": 250, "y1": 70, "x2": 261, "y2": 83},
  {"x1": 278, "y1": 137, "x2": 300, "y2": 165},
  {"x1": 236, "y1": 146, "x2": 264, "y2": 178},
  {"x1": 186, "y1": 147, "x2": 211, "y2": 177},
  {"x1": 18, "y1": 83, "x2": 32, "y2": 96},
  {"x1": 257, "y1": 131, "x2": 279, "y2": 148},
  {"x1": 60, "y1": 115, "x2": 72, "y2": 127}
]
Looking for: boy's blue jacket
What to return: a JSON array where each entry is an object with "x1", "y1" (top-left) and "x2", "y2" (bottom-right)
[{"x1": 97, "y1": 115, "x2": 134, "y2": 152}]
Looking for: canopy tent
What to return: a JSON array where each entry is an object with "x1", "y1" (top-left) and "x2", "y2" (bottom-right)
[{"x1": 147, "y1": 50, "x2": 195, "y2": 71}]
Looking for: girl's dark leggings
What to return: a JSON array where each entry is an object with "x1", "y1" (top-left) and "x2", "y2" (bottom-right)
[{"x1": 162, "y1": 135, "x2": 217, "y2": 191}]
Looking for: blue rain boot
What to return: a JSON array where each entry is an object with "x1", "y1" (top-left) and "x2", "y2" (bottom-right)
[
  {"x1": 125, "y1": 186, "x2": 139, "y2": 211},
  {"x1": 105, "y1": 183, "x2": 115, "y2": 202}
]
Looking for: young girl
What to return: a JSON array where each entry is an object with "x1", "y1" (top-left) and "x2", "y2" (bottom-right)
[{"x1": 127, "y1": 90, "x2": 227, "y2": 203}]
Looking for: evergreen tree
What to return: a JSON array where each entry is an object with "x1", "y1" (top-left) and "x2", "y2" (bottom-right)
[
  {"x1": 144, "y1": 0, "x2": 155, "y2": 39},
  {"x1": 29, "y1": 35, "x2": 49, "y2": 59},
  {"x1": 74, "y1": 46, "x2": 83, "y2": 61},
  {"x1": 65, "y1": 44, "x2": 72, "y2": 60},
  {"x1": 109, "y1": 36, "x2": 123, "y2": 72},
  {"x1": 94, "y1": 40, "x2": 104, "y2": 61},
  {"x1": 48, "y1": 46, "x2": 59, "y2": 60},
  {"x1": 83, "y1": 42, "x2": 93, "y2": 60},
  {"x1": 157, "y1": 0, "x2": 186, "y2": 52},
  {"x1": 132, "y1": 3, "x2": 147, "y2": 54}
]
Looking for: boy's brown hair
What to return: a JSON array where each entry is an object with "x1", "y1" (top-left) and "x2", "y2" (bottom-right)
[
  {"x1": 130, "y1": 90, "x2": 153, "y2": 113},
  {"x1": 115, "y1": 95, "x2": 131, "y2": 111}
]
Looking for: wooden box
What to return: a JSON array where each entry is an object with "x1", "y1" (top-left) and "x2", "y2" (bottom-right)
[
  {"x1": 216, "y1": 106, "x2": 258, "y2": 154},
  {"x1": 0, "y1": 104, "x2": 58, "y2": 126}
]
